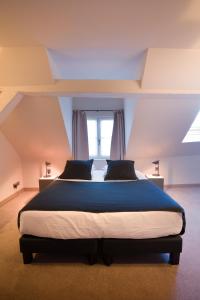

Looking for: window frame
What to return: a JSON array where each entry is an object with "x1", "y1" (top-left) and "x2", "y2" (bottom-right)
[{"x1": 87, "y1": 114, "x2": 114, "y2": 159}]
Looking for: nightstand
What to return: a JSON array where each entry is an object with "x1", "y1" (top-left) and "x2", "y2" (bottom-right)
[
  {"x1": 39, "y1": 177, "x2": 56, "y2": 192},
  {"x1": 146, "y1": 174, "x2": 164, "y2": 190}
]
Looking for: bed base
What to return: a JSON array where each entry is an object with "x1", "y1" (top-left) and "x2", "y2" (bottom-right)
[
  {"x1": 102, "y1": 236, "x2": 182, "y2": 266},
  {"x1": 19, "y1": 235, "x2": 98, "y2": 265},
  {"x1": 19, "y1": 235, "x2": 182, "y2": 265}
]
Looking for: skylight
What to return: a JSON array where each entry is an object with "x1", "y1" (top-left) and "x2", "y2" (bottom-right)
[{"x1": 182, "y1": 110, "x2": 200, "y2": 143}]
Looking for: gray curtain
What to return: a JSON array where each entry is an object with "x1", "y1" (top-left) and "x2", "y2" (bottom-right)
[
  {"x1": 110, "y1": 110, "x2": 125, "y2": 160},
  {"x1": 72, "y1": 110, "x2": 89, "y2": 160}
]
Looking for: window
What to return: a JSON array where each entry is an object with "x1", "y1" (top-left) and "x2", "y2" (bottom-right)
[
  {"x1": 182, "y1": 110, "x2": 200, "y2": 143},
  {"x1": 87, "y1": 116, "x2": 114, "y2": 158}
]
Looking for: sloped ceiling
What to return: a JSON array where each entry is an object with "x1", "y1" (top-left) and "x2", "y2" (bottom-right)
[
  {"x1": 126, "y1": 95, "x2": 200, "y2": 159},
  {"x1": 0, "y1": 93, "x2": 23, "y2": 125},
  {"x1": 0, "y1": 47, "x2": 53, "y2": 86},
  {"x1": 1, "y1": 0, "x2": 200, "y2": 79},
  {"x1": 142, "y1": 49, "x2": 200, "y2": 89},
  {"x1": 0, "y1": 96, "x2": 71, "y2": 161},
  {"x1": 1, "y1": 93, "x2": 200, "y2": 165},
  {"x1": 1, "y1": 1, "x2": 200, "y2": 164}
]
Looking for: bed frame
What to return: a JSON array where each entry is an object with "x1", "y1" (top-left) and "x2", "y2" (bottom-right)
[
  {"x1": 19, "y1": 235, "x2": 98, "y2": 265},
  {"x1": 19, "y1": 235, "x2": 182, "y2": 265},
  {"x1": 101, "y1": 236, "x2": 182, "y2": 265}
]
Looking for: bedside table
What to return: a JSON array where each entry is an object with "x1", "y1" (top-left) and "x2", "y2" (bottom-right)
[
  {"x1": 39, "y1": 177, "x2": 56, "y2": 192},
  {"x1": 146, "y1": 174, "x2": 164, "y2": 190}
]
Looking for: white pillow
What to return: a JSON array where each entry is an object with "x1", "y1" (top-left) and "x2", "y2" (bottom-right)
[
  {"x1": 135, "y1": 170, "x2": 147, "y2": 180},
  {"x1": 91, "y1": 169, "x2": 105, "y2": 181}
]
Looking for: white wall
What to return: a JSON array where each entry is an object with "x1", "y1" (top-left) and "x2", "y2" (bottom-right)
[
  {"x1": 73, "y1": 97, "x2": 124, "y2": 110},
  {"x1": 162, "y1": 155, "x2": 200, "y2": 185},
  {"x1": 22, "y1": 160, "x2": 41, "y2": 188},
  {"x1": 135, "y1": 155, "x2": 200, "y2": 186},
  {"x1": 59, "y1": 97, "x2": 72, "y2": 150},
  {"x1": 1, "y1": 96, "x2": 72, "y2": 188},
  {"x1": 0, "y1": 131, "x2": 23, "y2": 202},
  {"x1": 124, "y1": 97, "x2": 138, "y2": 148},
  {"x1": 22, "y1": 158, "x2": 67, "y2": 188},
  {"x1": 124, "y1": 96, "x2": 200, "y2": 185},
  {"x1": 1, "y1": 93, "x2": 200, "y2": 189}
]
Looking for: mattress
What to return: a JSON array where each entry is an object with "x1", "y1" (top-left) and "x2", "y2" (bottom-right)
[
  {"x1": 19, "y1": 171, "x2": 184, "y2": 240},
  {"x1": 20, "y1": 210, "x2": 183, "y2": 239}
]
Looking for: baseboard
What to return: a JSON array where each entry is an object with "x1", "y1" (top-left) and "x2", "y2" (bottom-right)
[
  {"x1": 0, "y1": 187, "x2": 39, "y2": 207},
  {"x1": 0, "y1": 189, "x2": 23, "y2": 207},
  {"x1": 165, "y1": 183, "x2": 200, "y2": 189}
]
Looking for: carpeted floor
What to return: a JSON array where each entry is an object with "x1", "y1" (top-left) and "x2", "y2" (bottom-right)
[{"x1": 0, "y1": 187, "x2": 200, "y2": 300}]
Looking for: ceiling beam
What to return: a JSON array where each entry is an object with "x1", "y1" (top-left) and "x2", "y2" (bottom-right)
[{"x1": 1, "y1": 79, "x2": 200, "y2": 113}]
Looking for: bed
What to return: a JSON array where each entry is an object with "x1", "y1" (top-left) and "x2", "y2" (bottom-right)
[{"x1": 18, "y1": 170, "x2": 185, "y2": 265}]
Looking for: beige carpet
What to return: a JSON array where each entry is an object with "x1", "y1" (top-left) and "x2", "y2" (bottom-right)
[{"x1": 0, "y1": 188, "x2": 200, "y2": 300}]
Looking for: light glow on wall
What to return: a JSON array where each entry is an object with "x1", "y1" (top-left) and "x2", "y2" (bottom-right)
[{"x1": 182, "y1": 110, "x2": 200, "y2": 143}]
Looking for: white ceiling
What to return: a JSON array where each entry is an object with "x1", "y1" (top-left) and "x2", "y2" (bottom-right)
[
  {"x1": 1, "y1": 0, "x2": 200, "y2": 79},
  {"x1": 126, "y1": 95, "x2": 200, "y2": 159}
]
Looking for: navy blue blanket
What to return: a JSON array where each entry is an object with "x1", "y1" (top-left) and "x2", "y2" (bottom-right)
[{"x1": 18, "y1": 180, "x2": 185, "y2": 234}]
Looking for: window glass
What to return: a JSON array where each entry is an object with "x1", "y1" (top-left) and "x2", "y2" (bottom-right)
[
  {"x1": 100, "y1": 119, "x2": 114, "y2": 156},
  {"x1": 87, "y1": 117, "x2": 114, "y2": 158},
  {"x1": 87, "y1": 119, "x2": 98, "y2": 156}
]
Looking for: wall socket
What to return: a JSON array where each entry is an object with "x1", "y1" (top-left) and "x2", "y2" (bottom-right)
[{"x1": 13, "y1": 181, "x2": 20, "y2": 189}]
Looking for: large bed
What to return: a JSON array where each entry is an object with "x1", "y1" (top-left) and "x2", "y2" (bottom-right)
[{"x1": 18, "y1": 172, "x2": 185, "y2": 265}]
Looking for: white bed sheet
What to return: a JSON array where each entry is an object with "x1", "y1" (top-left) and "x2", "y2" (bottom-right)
[{"x1": 20, "y1": 210, "x2": 183, "y2": 239}]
